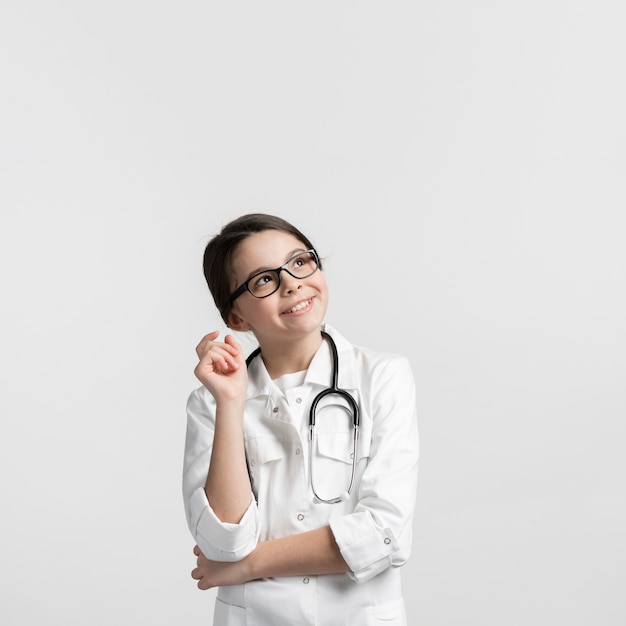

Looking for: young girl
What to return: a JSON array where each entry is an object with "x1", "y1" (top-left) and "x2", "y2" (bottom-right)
[{"x1": 183, "y1": 213, "x2": 419, "y2": 625}]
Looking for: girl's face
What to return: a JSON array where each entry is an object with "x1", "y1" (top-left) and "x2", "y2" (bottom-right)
[{"x1": 228, "y1": 229, "x2": 329, "y2": 343}]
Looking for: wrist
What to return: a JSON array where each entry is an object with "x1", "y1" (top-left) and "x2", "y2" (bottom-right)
[
  {"x1": 214, "y1": 397, "x2": 247, "y2": 423},
  {"x1": 243, "y1": 543, "x2": 264, "y2": 581}
]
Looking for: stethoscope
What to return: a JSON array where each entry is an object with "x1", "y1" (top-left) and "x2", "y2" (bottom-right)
[{"x1": 246, "y1": 330, "x2": 360, "y2": 504}]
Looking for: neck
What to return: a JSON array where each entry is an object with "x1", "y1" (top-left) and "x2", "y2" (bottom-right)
[{"x1": 258, "y1": 331, "x2": 324, "y2": 380}]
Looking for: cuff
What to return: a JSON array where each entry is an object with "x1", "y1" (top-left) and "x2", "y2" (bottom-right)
[
  {"x1": 189, "y1": 486, "x2": 259, "y2": 562},
  {"x1": 330, "y1": 512, "x2": 399, "y2": 583}
]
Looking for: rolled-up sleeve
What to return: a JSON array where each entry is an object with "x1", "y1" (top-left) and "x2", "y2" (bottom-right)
[
  {"x1": 329, "y1": 354, "x2": 419, "y2": 583},
  {"x1": 182, "y1": 387, "x2": 260, "y2": 561}
]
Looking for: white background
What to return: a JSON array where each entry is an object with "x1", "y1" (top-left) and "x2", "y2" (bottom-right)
[{"x1": 1, "y1": 2, "x2": 625, "y2": 624}]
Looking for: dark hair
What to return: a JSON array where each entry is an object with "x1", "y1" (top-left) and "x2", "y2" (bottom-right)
[{"x1": 203, "y1": 213, "x2": 321, "y2": 326}]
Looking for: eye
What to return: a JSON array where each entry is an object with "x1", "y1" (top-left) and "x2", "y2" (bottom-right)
[
  {"x1": 252, "y1": 272, "x2": 276, "y2": 289},
  {"x1": 289, "y1": 251, "x2": 316, "y2": 275},
  {"x1": 249, "y1": 272, "x2": 276, "y2": 293}
]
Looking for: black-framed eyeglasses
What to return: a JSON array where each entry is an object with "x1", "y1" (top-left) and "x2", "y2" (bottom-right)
[{"x1": 230, "y1": 249, "x2": 320, "y2": 302}]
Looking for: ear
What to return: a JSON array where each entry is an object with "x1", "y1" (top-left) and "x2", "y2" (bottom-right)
[{"x1": 227, "y1": 310, "x2": 252, "y2": 332}]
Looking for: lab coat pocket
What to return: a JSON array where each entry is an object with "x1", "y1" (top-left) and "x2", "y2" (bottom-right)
[
  {"x1": 214, "y1": 597, "x2": 246, "y2": 625},
  {"x1": 316, "y1": 429, "x2": 371, "y2": 464},
  {"x1": 366, "y1": 598, "x2": 407, "y2": 625},
  {"x1": 246, "y1": 437, "x2": 285, "y2": 468},
  {"x1": 245, "y1": 437, "x2": 287, "y2": 499},
  {"x1": 314, "y1": 430, "x2": 371, "y2": 501}
]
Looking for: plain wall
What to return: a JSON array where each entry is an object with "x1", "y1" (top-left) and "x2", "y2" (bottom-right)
[{"x1": 1, "y1": 1, "x2": 624, "y2": 624}]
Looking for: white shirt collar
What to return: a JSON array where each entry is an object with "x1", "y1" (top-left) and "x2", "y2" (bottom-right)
[{"x1": 245, "y1": 323, "x2": 358, "y2": 399}]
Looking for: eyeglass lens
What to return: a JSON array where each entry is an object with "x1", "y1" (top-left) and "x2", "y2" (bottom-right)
[{"x1": 248, "y1": 251, "x2": 318, "y2": 298}]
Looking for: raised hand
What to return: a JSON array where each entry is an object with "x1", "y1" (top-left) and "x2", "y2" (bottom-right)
[{"x1": 193, "y1": 331, "x2": 248, "y2": 402}]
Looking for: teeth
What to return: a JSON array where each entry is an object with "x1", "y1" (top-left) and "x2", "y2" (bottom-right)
[{"x1": 287, "y1": 300, "x2": 310, "y2": 314}]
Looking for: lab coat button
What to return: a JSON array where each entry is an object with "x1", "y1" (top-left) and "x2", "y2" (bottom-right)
[
  {"x1": 384, "y1": 538, "x2": 391, "y2": 545},
  {"x1": 297, "y1": 513, "x2": 304, "y2": 521},
  {"x1": 303, "y1": 577, "x2": 310, "y2": 584},
  {"x1": 296, "y1": 397, "x2": 302, "y2": 404},
  {"x1": 272, "y1": 407, "x2": 279, "y2": 413}
]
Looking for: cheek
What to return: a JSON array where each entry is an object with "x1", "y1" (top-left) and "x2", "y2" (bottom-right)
[
  {"x1": 236, "y1": 298, "x2": 272, "y2": 324},
  {"x1": 314, "y1": 272, "x2": 329, "y2": 294}
]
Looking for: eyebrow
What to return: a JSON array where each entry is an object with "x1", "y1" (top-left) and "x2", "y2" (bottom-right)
[{"x1": 242, "y1": 247, "x2": 307, "y2": 281}]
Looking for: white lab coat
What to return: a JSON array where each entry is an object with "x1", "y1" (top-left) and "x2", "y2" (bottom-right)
[{"x1": 183, "y1": 324, "x2": 419, "y2": 625}]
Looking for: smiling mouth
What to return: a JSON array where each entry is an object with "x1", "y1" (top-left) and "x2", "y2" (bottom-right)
[{"x1": 283, "y1": 299, "x2": 312, "y2": 314}]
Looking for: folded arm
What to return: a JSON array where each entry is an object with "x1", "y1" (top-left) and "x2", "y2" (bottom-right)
[{"x1": 192, "y1": 525, "x2": 349, "y2": 590}]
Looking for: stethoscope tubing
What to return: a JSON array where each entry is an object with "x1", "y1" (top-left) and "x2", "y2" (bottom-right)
[
  {"x1": 246, "y1": 330, "x2": 361, "y2": 504},
  {"x1": 309, "y1": 331, "x2": 360, "y2": 503}
]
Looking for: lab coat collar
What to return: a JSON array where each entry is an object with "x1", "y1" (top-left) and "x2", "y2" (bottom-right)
[{"x1": 244, "y1": 324, "x2": 358, "y2": 399}]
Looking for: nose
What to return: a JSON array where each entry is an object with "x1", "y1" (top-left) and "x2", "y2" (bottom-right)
[{"x1": 280, "y1": 270, "x2": 302, "y2": 294}]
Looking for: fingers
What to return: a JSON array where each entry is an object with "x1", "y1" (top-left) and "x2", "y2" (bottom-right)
[
  {"x1": 223, "y1": 334, "x2": 241, "y2": 350},
  {"x1": 191, "y1": 547, "x2": 207, "y2": 589},
  {"x1": 191, "y1": 567, "x2": 210, "y2": 590},
  {"x1": 195, "y1": 332, "x2": 243, "y2": 374},
  {"x1": 196, "y1": 332, "x2": 241, "y2": 359},
  {"x1": 194, "y1": 349, "x2": 239, "y2": 378},
  {"x1": 195, "y1": 331, "x2": 220, "y2": 357},
  {"x1": 193, "y1": 545, "x2": 207, "y2": 565},
  {"x1": 191, "y1": 564, "x2": 214, "y2": 591}
]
